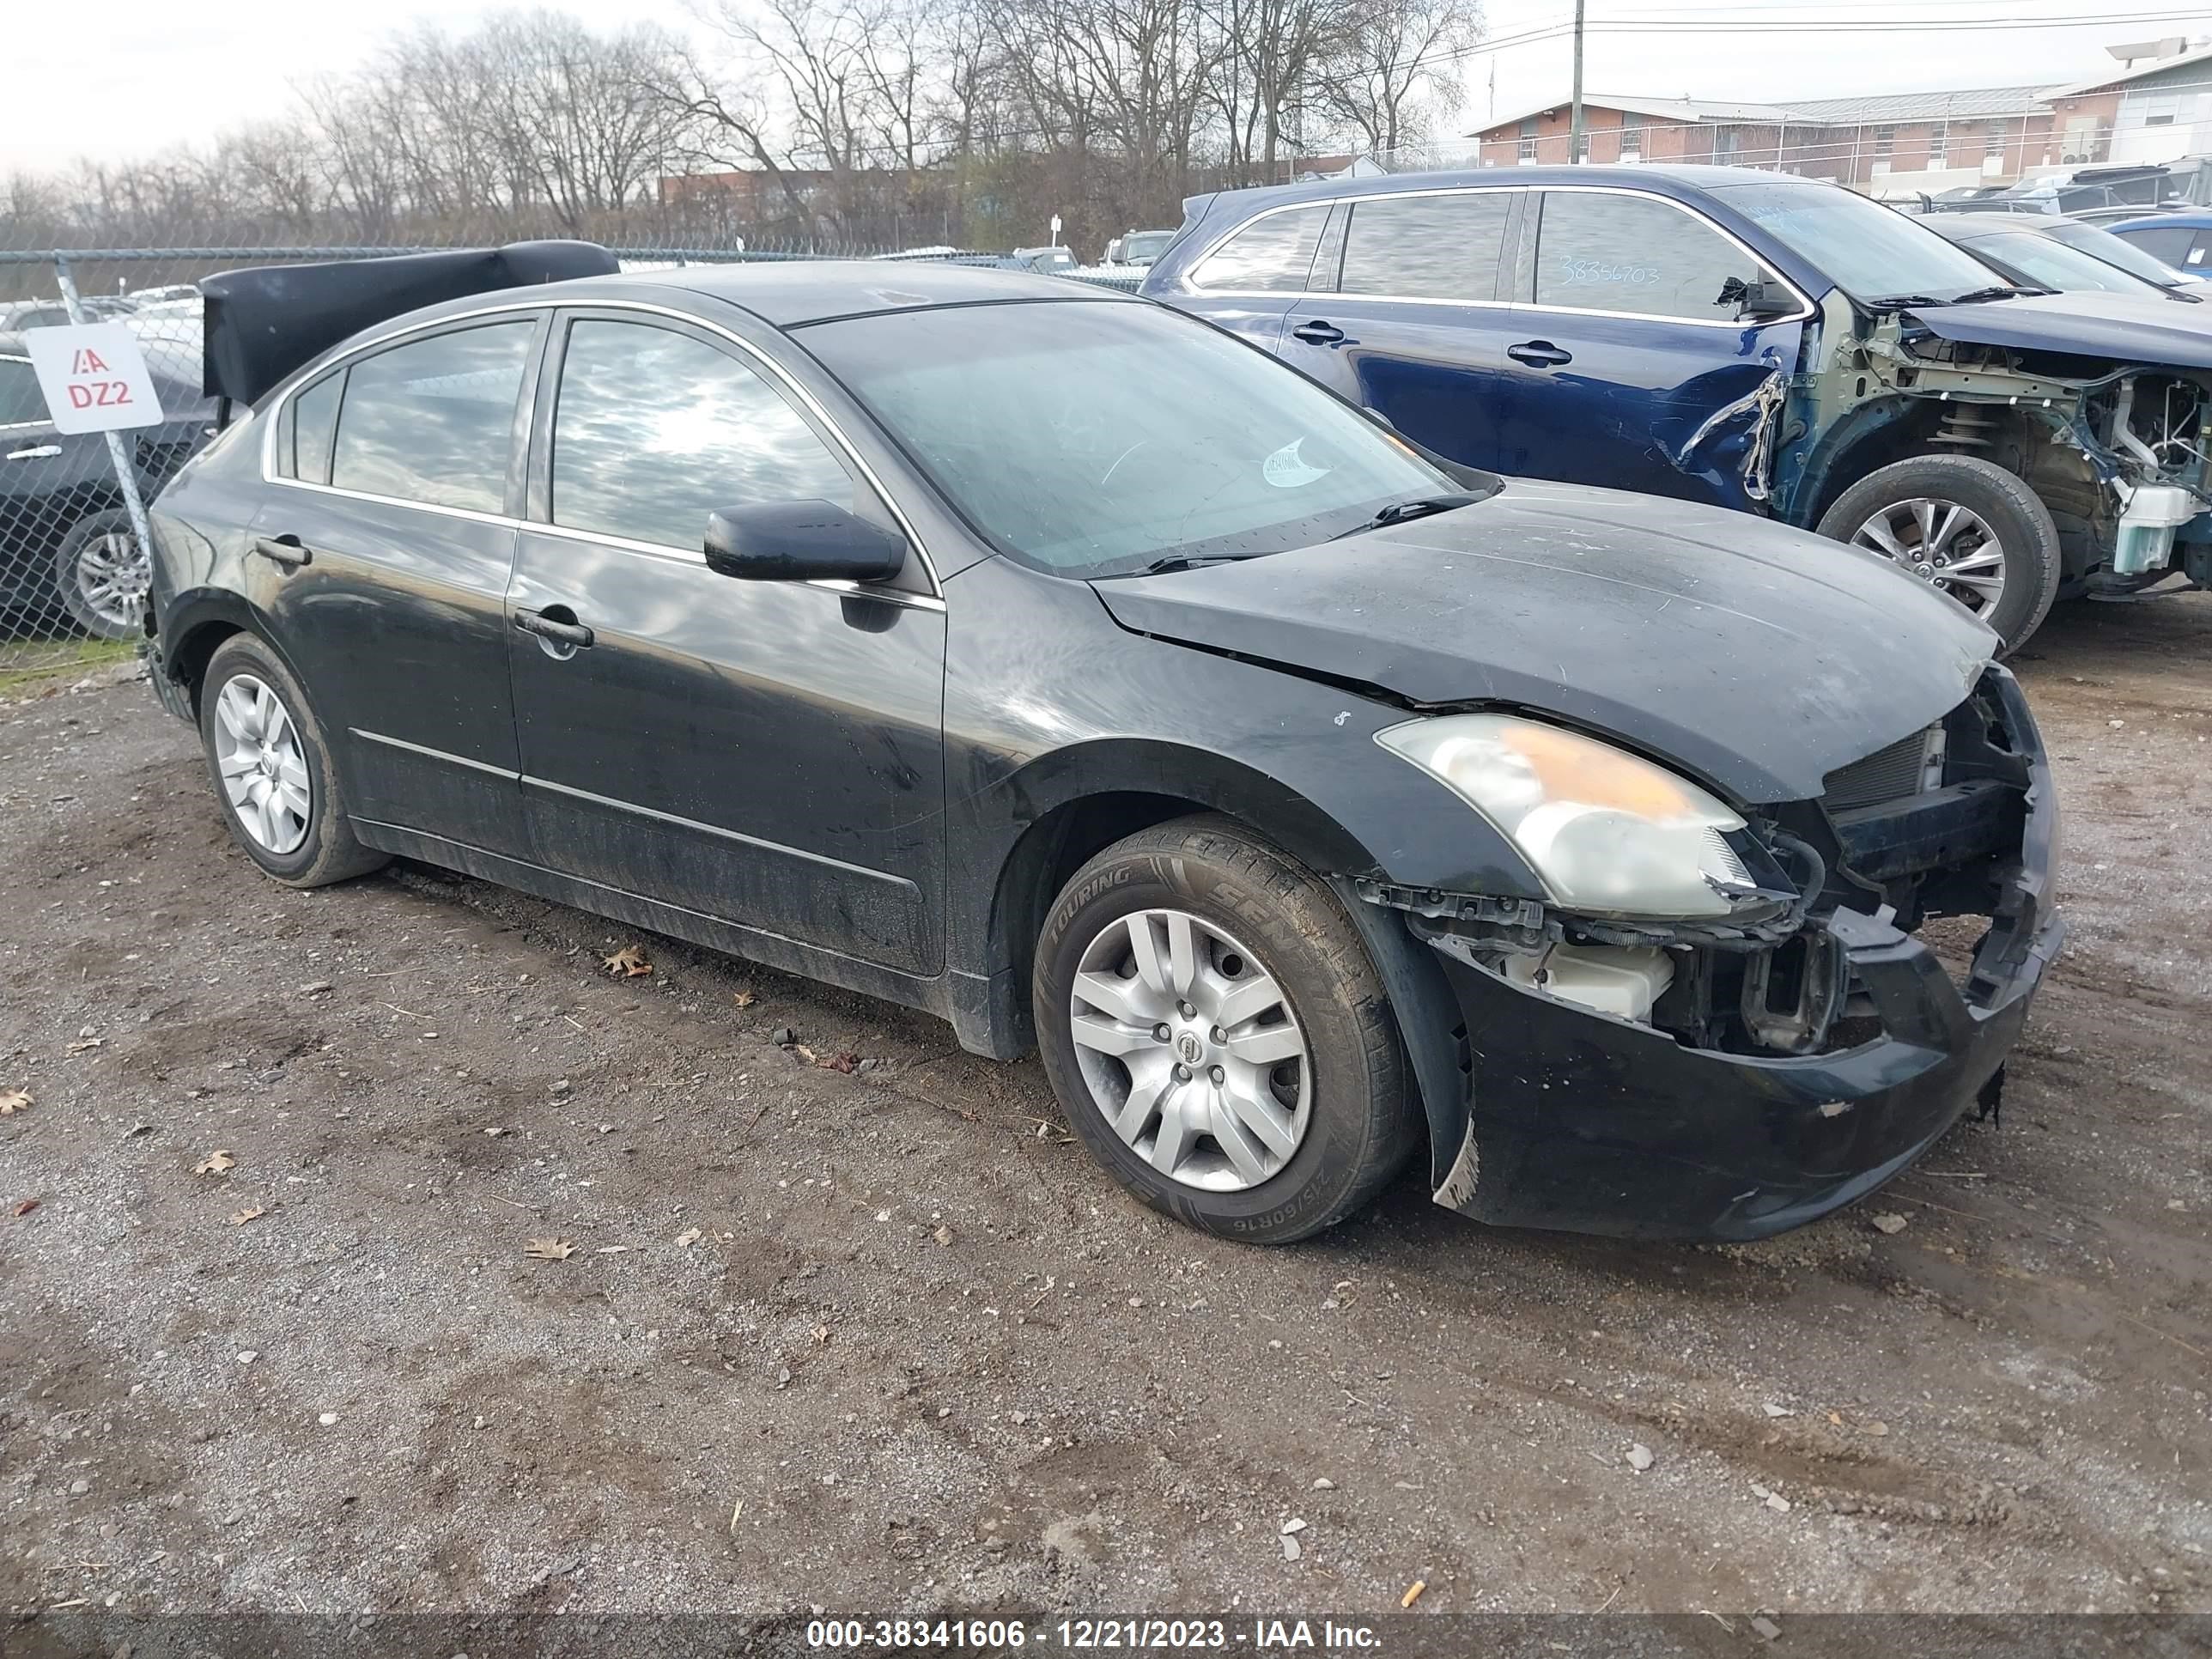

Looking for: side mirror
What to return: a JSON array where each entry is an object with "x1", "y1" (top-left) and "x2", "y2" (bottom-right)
[
  {"x1": 1717, "y1": 275, "x2": 1799, "y2": 322},
  {"x1": 703, "y1": 501, "x2": 906, "y2": 583}
]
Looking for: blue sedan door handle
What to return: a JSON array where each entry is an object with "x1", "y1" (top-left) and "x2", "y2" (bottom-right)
[
  {"x1": 1507, "y1": 340, "x2": 1573, "y2": 368},
  {"x1": 1290, "y1": 319, "x2": 1346, "y2": 346}
]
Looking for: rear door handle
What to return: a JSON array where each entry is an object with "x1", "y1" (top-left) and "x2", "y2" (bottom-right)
[
  {"x1": 1290, "y1": 319, "x2": 1346, "y2": 345},
  {"x1": 513, "y1": 608, "x2": 594, "y2": 651},
  {"x1": 252, "y1": 534, "x2": 313, "y2": 569},
  {"x1": 1507, "y1": 341, "x2": 1573, "y2": 368}
]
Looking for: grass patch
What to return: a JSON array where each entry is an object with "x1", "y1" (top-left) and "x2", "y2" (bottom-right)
[{"x1": 0, "y1": 635, "x2": 137, "y2": 693}]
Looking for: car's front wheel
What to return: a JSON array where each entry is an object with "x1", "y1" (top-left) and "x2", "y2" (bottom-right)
[
  {"x1": 198, "y1": 634, "x2": 388, "y2": 888},
  {"x1": 1814, "y1": 454, "x2": 2063, "y2": 653},
  {"x1": 1033, "y1": 815, "x2": 1416, "y2": 1243}
]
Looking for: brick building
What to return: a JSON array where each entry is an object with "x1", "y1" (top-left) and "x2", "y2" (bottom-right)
[{"x1": 1466, "y1": 79, "x2": 2133, "y2": 191}]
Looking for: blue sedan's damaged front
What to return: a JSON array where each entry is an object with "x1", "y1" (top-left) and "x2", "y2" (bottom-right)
[{"x1": 1373, "y1": 667, "x2": 2062, "y2": 1241}]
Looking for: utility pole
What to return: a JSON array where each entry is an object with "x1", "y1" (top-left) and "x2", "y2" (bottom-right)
[{"x1": 1570, "y1": 0, "x2": 1587, "y2": 164}]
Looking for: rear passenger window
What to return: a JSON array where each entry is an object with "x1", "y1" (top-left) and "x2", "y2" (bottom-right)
[
  {"x1": 1190, "y1": 206, "x2": 1330, "y2": 292},
  {"x1": 290, "y1": 370, "x2": 342, "y2": 484},
  {"x1": 2118, "y1": 226, "x2": 2191, "y2": 265},
  {"x1": 550, "y1": 319, "x2": 854, "y2": 551},
  {"x1": 1535, "y1": 191, "x2": 1771, "y2": 322},
  {"x1": 330, "y1": 322, "x2": 533, "y2": 513},
  {"x1": 0, "y1": 358, "x2": 47, "y2": 425},
  {"x1": 1340, "y1": 191, "x2": 1512, "y2": 302}
]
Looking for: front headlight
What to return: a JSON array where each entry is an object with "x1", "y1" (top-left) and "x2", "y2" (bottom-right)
[{"x1": 1376, "y1": 714, "x2": 1753, "y2": 919}]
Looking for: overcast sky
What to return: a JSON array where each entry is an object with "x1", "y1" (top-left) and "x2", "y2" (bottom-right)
[{"x1": 0, "y1": 0, "x2": 2188, "y2": 175}]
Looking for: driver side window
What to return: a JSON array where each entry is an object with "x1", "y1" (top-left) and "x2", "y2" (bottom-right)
[{"x1": 550, "y1": 319, "x2": 854, "y2": 552}]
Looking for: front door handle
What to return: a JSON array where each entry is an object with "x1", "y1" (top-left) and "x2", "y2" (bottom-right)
[
  {"x1": 1507, "y1": 340, "x2": 1574, "y2": 368},
  {"x1": 252, "y1": 534, "x2": 313, "y2": 569},
  {"x1": 1290, "y1": 319, "x2": 1346, "y2": 346},
  {"x1": 5, "y1": 443, "x2": 62, "y2": 461},
  {"x1": 513, "y1": 607, "x2": 595, "y2": 651}
]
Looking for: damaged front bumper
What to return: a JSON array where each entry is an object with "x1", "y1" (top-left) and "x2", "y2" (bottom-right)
[{"x1": 1391, "y1": 672, "x2": 2063, "y2": 1242}]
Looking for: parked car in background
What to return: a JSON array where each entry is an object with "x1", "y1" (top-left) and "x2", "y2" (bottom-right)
[
  {"x1": 144, "y1": 250, "x2": 2058, "y2": 1245},
  {"x1": 1918, "y1": 213, "x2": 2195, "y2": 301},
  {"x1": 2027, "y1": 215, "x2": 2212, "y2": 297},
  {"x1": 1147, "y1": 165, "x2": 2212, "y2": 650},
  {"x1": 1104, "y1": 229, "x2": 1179, "y2": 267},
  {"x1": 1009, "y1": 245, "x2": 1078, "y2": 274},
  {"x1": 123, "y1": 283, "x2": 201, "y2": 307},
  {"x1": 1952, "y1": 162, "x2": 2202, "y2": 224},
  {"x1": 2, "y1": 333, "x2": 215, "y2": 638},
  {"x1": 0, "y1": 300, "x2": 74, "y2": 331},
  {"x1": 2107, "y1": 210, "x2": 2212, "y2": 279}
]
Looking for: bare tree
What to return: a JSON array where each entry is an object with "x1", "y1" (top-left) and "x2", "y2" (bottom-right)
[{"x1": 1314, "y1": 0, "x2": 1480, "y2": 155}]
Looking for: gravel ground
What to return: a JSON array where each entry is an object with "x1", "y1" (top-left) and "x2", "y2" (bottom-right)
[{"x1": 1, "y1": 594, "x2": 2208, "y2": 1621}]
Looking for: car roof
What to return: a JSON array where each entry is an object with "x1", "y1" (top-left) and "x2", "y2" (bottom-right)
[
  {"x1": 2109, "y1": 210, "x2": 2212, "y2": 230},
  {"x1": 1191, "y1": 163, "x2": 1826, "y2": 216},
  {"x1": 1923, "y1": 214, "x2": 2049, "y2": 239},
  {"x1": 635, "y1": 259, "x2": 1129, "y2": 328}
]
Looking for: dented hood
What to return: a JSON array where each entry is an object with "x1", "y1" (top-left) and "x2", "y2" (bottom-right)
[
  {"x1": 1902, "y1": 289, "x2": 2212, "y2": 371},
  {"x1": 1091, "y1": 478, "x2": 1995, "y2": 805}
]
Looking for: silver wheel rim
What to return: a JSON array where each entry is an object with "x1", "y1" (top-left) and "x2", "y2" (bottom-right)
[
  {"x1": 1849, "y1": 497, "x2": 2007, "y2": 617},
  {"x1": 74, "y1": 529, "x2": 151, "y2": 629},
  {"x1": 214, "y1": 674, "x2": 312, "y2": 854},
  {"x1": 1067, "y1": 907, "x2": 1310, "y2": 1193}
]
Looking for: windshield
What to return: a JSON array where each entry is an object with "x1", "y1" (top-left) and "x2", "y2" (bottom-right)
[
  {"x1": 804, "y1": 300, "x2": 1455, "y2": 578},
  {"x1": 1966, "y1": 230, "x2": 2156, "y2": 295},
  {"x1": 2042, "y1": 219, "x2": 2191, "y2": 286},
  {"x1": 1720, "y1": 181, "x2": 2015, "y2": 302},
  {"x1": 1121, "y1": 232, "x2": 1175, "y2": 264}
]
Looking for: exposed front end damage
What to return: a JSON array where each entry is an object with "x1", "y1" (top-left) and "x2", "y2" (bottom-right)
[
  {"x1": 1361, "y1": 666, "x2": 2063, "y2": 1241},
  {"x1": 1781, "y1": 298, "x2": 2212, "y2": 595}
]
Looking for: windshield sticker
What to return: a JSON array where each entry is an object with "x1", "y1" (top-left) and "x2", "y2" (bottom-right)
[
  {"x1": 1263, "y1": 437, "x2": 1332, "y2": 489},
  {"x1": 1553, "y1": 257, "x2": 1662, "y2": 289}
]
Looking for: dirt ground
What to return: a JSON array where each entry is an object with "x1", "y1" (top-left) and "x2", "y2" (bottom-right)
[{"x1": 2, "y1": 594, "x2": 2208, "y2": 1624}]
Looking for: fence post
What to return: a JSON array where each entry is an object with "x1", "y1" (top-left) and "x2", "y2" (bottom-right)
[{"x1": 51, "y1": 254, "x2": 159, "y2": 627}]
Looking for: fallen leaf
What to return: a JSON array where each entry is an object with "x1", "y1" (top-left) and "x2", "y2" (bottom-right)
[
  {"x1": 193, "y1": 1150, "x2": 236, "y2": 1176},
  {"x1": 1828, "y1": 1411, "x2": 1844, "y2": 1427},
  {"x1": 674, "y1": 1226, "x2": 702, "y2": 1247},
  {"x1": 732, "y1": 989, "x2": 757, "y2": 1009},
  {"x1": 1870, "y1": 1212, "x2": 1908, "y2": 1235},
  {"x1": 0, "y1": 1089, "x2": 31, "y2": 1115},
  {"x1": 794, "y1": 1043, "x2": 818, "y2": 1063},
  {"x1": 64, "y1": 1037, "x2": 103, "y2": 1056},
  {"x1": 812, "y1": 1324, "x2": 830, "y2": 1346},
  {"x1": 933, "y1": 1224, "x2": 954, "y2": 1246},
  {"x1": 817, "y1": 1051, "x2": 859, "y2": 1074},
  {"x1": 14, "y1": 1199, "x2": 38, "y2": 1217},
  {"x1": 601, "y1": 945, "x2": 652, "y2": 978},
  {"x1": 525, "y1": 1237, "x2": 575, "y2": 1261},
  {"x1": 1864, "y1": 1419, "x2": 1890, "y2": 1437},
  {"x1": 1401, "y1": 1580, "x2": 1426, "y2": 1609},
  {"x1": 229, "y1": 1206, "x2": 265, "y2": 1226}
]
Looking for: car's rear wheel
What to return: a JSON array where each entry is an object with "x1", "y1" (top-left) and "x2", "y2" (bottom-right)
[
  {"x1": 1814, "y1": 455, "x2": 2062, "y2": 653},
  {"x1": 198, "y1": 634, "x2": 387, "y2": 888},
  {"x1": 55, "y1": 509, "x2": 150, "y2": 640},
  {"x1": 1033, "y1": 814, "x2": 1416, "y2": 1243}
]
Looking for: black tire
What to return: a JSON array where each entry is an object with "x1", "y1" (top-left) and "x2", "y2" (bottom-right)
[
  {"x1": 1814, "y1": 454, "x2": 2063, "y2": 654},
  {"x1": 54, "y1": 509, "x2": 149, "y2": 641},
  {"x1": 198, "y1": 634, "x2": 387, "y2": 888},
  {"x1": 1034, "y1": 814, "x2": 1416, "y2": 1243}
]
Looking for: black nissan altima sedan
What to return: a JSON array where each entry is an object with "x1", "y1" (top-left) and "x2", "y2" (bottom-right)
[{"x1": 144, "y1": 253, "x2": 2062, "y2": 1244}]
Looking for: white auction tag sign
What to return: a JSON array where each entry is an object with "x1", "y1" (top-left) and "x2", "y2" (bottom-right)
[{"x1": 21, "y1": 323, "x2": 165, "y2": 434}]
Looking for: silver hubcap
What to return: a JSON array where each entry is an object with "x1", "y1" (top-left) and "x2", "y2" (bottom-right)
[
  {"x1": 1067, "y1": 908, "x2": 1310, "y2": 1193},
  {"x1": 75, "y1": 529, "x2": 151, "y2": 628},
  {"x1": 1850, "y1": 497, "x2": 2007, "y2": 617},
  {"x1": 214, "y1": 674, "x2": 311, "y2": 854}
]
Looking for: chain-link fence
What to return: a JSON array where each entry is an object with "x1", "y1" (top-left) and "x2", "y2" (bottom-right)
[{"x1": 0, "y1": 233, "x2": 1138, "y2": 684}]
